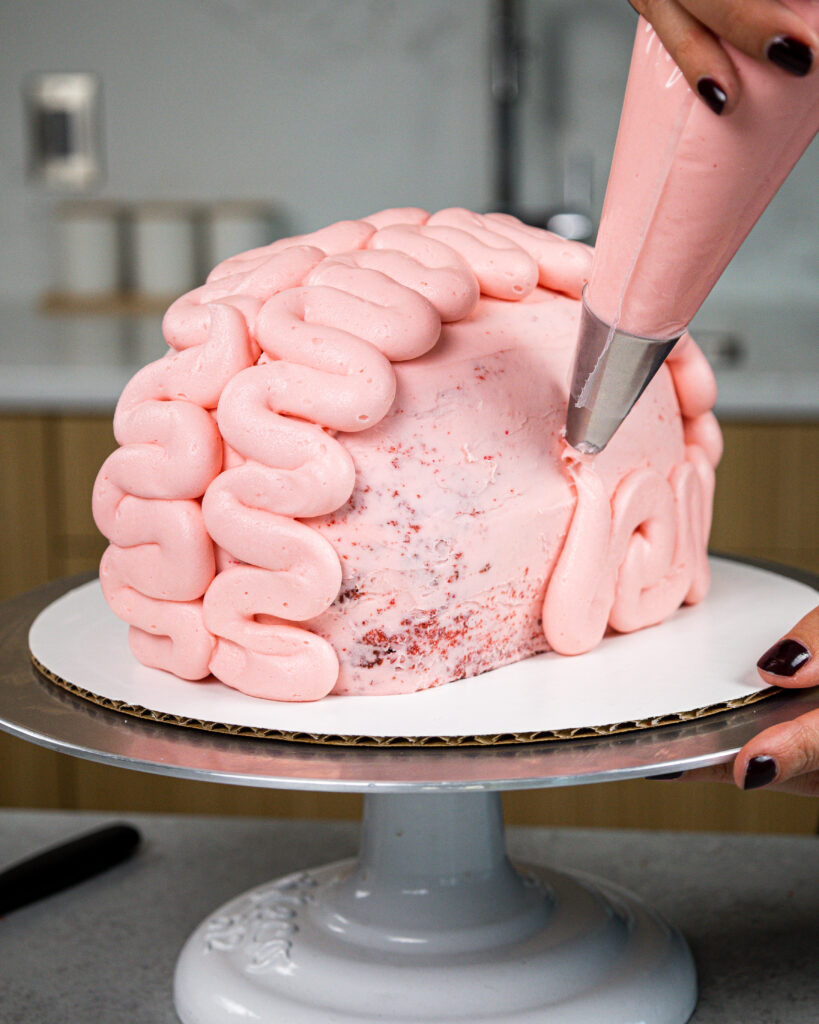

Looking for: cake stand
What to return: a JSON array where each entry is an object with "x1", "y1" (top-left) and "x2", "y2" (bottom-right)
[{"x1": 1, "y1": 559, "x2": 818, "y2": 1024}]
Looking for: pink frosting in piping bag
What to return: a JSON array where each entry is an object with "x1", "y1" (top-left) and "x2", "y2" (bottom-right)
[
  {"x1": 93, "y1": 208, "x2": 721, "y2": 700},
  {"x1": 588, "y1": 4, "x2": 819, "y2": 340}
]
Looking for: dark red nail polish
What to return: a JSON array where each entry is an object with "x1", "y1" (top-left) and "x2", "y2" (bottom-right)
[
  {"x1": 757, "y1": 638, "x2": 811, "y2": 677},
  {"x1": 696, "y1": 77, "x2": 727, "y2": 114},
  {"x1": 766, "y1": 36, "x2": 813, "y2": 76},
  {"x1": 743, "y1": 755, "x2": 777, "y2": 790}
]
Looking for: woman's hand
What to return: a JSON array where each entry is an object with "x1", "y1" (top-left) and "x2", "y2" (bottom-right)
[
  {"x1": 629, "y1": 0, "x2": 818, "y2": 114},
  {"x1": 671, "y1": 605, "x2": 819, "y2": 795}
]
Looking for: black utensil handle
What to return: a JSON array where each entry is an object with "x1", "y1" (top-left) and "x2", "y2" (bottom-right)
[{"x1": 0, "y1": 823, "x2": 141, "y2": 916}]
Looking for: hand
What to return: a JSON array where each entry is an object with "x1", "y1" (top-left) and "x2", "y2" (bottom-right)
[
  {"x1": 629, "y1": 0, "x2": 818, "y2": 114},
  {"x1": 674, "y1": 605, "x2": 819, "y2": 795}
]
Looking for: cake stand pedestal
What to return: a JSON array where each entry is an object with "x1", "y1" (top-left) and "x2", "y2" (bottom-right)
[
  {"x1": 1, "y1": 563, "x2": 818, "y2": 1023},
  {"x1": 174, "y1": 788, "x2": 695, "y2": 1023}
]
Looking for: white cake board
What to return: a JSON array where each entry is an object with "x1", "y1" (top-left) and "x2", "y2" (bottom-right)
[{"x1": 28, "y1": 557, "x2": 817, "y2": 744}]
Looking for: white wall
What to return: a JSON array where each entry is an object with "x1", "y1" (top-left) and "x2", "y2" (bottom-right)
[
  {"x1": 1, "y1": 0, "x2": 816, "y2": 304},
  {"x1": 0, "y1": 0, "x2": 493, "y2": 301}
]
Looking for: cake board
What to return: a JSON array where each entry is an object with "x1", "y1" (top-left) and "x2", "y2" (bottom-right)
[{"x1": 1, "y1": 558, "x2": 817, "y2": 1024}]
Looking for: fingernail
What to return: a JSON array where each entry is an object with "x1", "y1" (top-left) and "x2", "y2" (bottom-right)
[
  {"x1": 648, "y1": 771, "x2": 684, "y2": 780},
  {"x1": 696, "y1": 77, "x2": 727, "y2": 115},
  {"x1": 757, "y1": 638, "x2": 811, "y2": 677},
  {"x1": 743, "y1": 755, "x2": 777, "y2": 790},
  {"x1": 766, "y1": 36, "x2": 813, "y2": 76}
]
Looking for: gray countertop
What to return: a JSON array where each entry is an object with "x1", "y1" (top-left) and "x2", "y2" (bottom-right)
[
  {"x1": 0, "y1": 809, "x2": 817, "y2": 1023},
  {"x1": 1, "y1": 298, "x2": 816, "y2": 418}
]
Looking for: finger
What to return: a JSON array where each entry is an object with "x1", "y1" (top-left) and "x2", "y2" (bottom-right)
[
  {"x1": 647, "y1": 761, "x2": 819, "y2": 796},
  {"x1": 667, "y1": 762, "x2": 735, "y2": 783},
  {"x1": 756, "y1": 604, "x2": 819, "y2": 688},
  {"x1": 680, "y1": 0, "x2": 818, "y2": 77},
  {"x1": 734, "y1": 708, "x2": 819, "y2": 795},
  {"x1": 631, "y1": 1, "x2": 742, "y2": 113}
]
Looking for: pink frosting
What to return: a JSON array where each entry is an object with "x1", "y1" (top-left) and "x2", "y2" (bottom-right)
[
  {"x1": 588, "y1": 5, "x2": 819, "y2": 338},
  {"x1": 93, "y1": 208, "x2": 720, "y2": 700},
  {"x1": 542, "y1": 325, "x2": 719, "y2": 655}
]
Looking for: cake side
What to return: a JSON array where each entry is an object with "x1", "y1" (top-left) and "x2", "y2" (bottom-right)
[
  {"x1": 306, "y1": 288, "x2": 577, "y2": 694},
  {"x1": 307, "y1": 285, "x2": 717, "y2": 696}
]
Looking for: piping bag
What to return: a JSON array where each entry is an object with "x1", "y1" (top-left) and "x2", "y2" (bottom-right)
[{"x1": 566, "y1": 7, "x2": 819, "y2": 455}]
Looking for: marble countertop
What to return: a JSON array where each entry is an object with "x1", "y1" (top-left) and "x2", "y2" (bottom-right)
[
  {"x1": 1, "y1": 809, "x2": 817, "y2": 1023},
  {"x1": 0, "y1": 297, "x2": 816, "y2": 417}
]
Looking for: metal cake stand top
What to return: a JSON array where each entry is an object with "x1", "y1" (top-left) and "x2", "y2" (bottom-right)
[{"x1": 2, "y1": 565, "x2": 818, "y2": 794}]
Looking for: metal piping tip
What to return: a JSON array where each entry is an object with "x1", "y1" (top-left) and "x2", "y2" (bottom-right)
[{"x1": 565, "y1": 290, "x2": 681, "y2": 455}]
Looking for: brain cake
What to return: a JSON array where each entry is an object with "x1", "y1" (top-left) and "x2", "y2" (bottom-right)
[{"x1": 92, "y1": 207, "x2": 722, "y2": 702}]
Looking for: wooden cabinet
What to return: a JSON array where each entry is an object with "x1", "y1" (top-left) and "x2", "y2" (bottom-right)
[
  {"x1": 0, "y1": 416, "x2": 52, "y2": 601},
  {"x1": 0, "y1": 415, "x2": 114, "y2": 602},
  {"x1": 712, "y1": 423, "x2": 819, "y2": 575},
  {"x1": 2, "y1": 414, "x2": 817, "y2": 833}
]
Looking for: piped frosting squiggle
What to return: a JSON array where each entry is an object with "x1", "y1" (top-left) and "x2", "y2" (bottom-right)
[
  {"x1": 541, "y1": 329, "x2": 720, "y2": 655},
  {"x1": 199, "y1": 266, "x2": 443, "y2": 699},
  {"x1": 93, "y1": 302, "x2": 256, "y2": 677}
]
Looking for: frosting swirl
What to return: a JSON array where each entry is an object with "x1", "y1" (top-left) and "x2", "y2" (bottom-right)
[{"x1": 541, "y1": 329, "x2": 720, "y2": 654}]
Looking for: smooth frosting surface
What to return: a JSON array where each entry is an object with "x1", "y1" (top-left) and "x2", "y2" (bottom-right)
[{"x1": 93, "y1": 208, "x2": 720, "y2": 700}]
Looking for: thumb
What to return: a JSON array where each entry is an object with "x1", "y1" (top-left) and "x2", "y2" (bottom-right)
[
  {"x1": 756, "y1": 604, "x2": 819, "y2": 688},
  {"x1": 732, "y1": 709, "x2": 819, "y2": 796}
]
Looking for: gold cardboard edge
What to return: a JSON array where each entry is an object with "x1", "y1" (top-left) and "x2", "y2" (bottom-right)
[{"x1": 30, "y1": 649, "x2": 779, "y2": 748}]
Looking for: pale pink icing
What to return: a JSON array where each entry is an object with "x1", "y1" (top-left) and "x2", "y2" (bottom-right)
[
  {"x1": 483, "y1": 213, "x2": 593, "y2": 299},
  {"x1": 542, "y1": 323, "x2": 719, "y2": 655},
  {"x1": 588, "y1": 4, "x2": 819, "y2": 339},
  {"x1": 199, "y1": 249, "x2": 445, "y2": 699},
  {"x1": 93, "y1": 302, "x2": 259, "y2": 679},
  {"x1": 93, "y1": 207, "x2": 720, "y2": 700}
]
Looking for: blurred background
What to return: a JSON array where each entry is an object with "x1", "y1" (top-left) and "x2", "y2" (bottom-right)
[{"x1": 1, "y1": 0, "x2": 817, "y2": 835}]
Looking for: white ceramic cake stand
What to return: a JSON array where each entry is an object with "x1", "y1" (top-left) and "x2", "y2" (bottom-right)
[{"x1": 1, "y1": 559, "x2": 818, "y2": 1024}]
